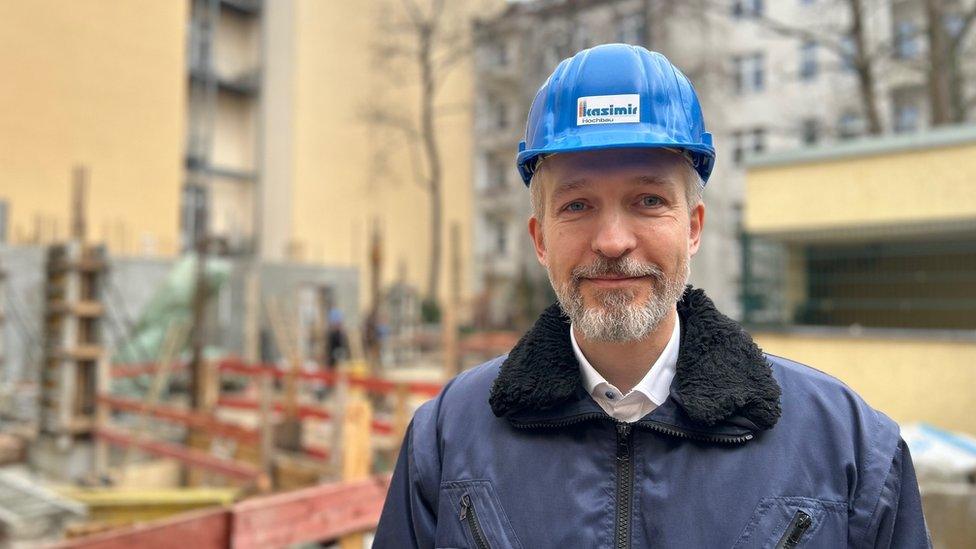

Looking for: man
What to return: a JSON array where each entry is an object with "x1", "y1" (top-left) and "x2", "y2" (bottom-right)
[{"x1": 374, "y1": 44, "x2": 930, "y2": 548}]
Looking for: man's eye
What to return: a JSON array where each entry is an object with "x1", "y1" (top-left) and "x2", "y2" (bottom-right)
[
  {"x1": 564, "y1": 201, "x2": 586, "y2": 212},
  {"x1": 640, "y1": 196, "x2": 663, "y2": 207}
]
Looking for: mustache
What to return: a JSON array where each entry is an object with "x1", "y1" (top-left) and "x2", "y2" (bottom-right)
[{"x1": 571, "y1": 256, "x2": 665, "y2": 283}]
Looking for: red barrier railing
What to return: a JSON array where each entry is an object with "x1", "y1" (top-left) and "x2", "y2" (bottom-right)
[
  {"x1": 110, "y1": 358, "x2": 443, "y2": 398},
  {"x1": 98, "y1": 395, "x2": 332, "y2": 459},
  {"x1": 46, "y1": 475, "x2": 392, "y2": 548}
]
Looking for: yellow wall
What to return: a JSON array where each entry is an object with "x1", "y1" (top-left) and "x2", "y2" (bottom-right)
[
  {"x1": 287, "y1": 0, "x2": 500, "y2": 306},
  {"x1": 745, "y1": 142, "x2": 976, "y2": 234},
  {"x1": 0, "y1": 0, "x2": 186, "y2": 256},
  {"x1": 754, "y1": 332, "x2": 976, "y2": 435}
]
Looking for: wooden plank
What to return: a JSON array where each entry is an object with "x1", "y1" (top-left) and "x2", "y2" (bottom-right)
[
  {"x1": 115, "y1": 359, "x2": 443, "y2": 397},
  {"x1": 215, "y1": 396, "x2": 394, "y2": 434},
  {"x1": 231, "y1": 476, "x2": 390, "y2": 549},
  {"x1": 44, "y1": 506, "x2": 230, "y2": 549},
  {"x1": 95, "y1": 427, "x2": 261, "y2": 481},
  {"x1": 216, "y1": 359, "x2": 443, "y2": 397},
  {"x1": 340, "y1": 395, "x2": 373, "y2": 549},
  {"x1": 99, "y1": 395, "x2": 260, "y2": 443}
]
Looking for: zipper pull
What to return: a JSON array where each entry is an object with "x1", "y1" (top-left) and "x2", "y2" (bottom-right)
[
  {"x1": 788, "y1": 511, "x2": 812, "y2": 542},
  {"x1": 616, "y1": 423, "x2": 632, "y2": 458},
  {"x1": 459, "y1": 493, "x2": 471, "y2": 521},
  {"x1": 779, "y1": 510, "x2": 813, "y2": 548}
]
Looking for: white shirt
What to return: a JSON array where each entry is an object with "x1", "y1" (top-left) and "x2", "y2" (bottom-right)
[{"x1": 570, "y1": 317, "x2": 680, "y2": 423}]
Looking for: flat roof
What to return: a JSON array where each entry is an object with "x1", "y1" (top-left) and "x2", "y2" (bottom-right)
[{"x1": 744, "y1": 123, "x2": 976, "y2": 169}]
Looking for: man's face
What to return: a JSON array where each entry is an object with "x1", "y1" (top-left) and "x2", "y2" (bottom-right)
[{"x1": 528, "y1": 148, "x2": 705, "y2": 342}]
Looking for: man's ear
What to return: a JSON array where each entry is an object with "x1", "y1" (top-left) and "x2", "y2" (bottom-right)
[
  {"x1": 688, "y1": 203, "x2": 705, "y2": 257},
  {"x1": 528, "y1": 216, "x2": 548, "y2": 267}
]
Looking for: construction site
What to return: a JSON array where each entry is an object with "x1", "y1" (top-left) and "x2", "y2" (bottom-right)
[
  {"x1": 3, "y1": 0, "x2": 976, "y2": 546},
  {"x1": 0, "y1": 167, "x2": 522, "y2": 547}
]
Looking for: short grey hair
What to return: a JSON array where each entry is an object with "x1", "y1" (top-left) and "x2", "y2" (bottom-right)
[{"x1": 528, "y1": 153, "x2": 704, "y2": 221}]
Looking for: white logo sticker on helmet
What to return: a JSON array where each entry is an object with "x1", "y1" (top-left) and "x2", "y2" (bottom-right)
[{"x1": 577, "y1": 94, "x2": 640, "y2": 126}]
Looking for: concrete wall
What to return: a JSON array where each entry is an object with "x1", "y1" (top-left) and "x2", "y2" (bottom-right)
[
  {"x1": 754, "y1": 330, "x2": 976, "y2": 436},
  {"x1": 1, "y1": 245, "x2": 358, "y2": 383},
  {"x1": 0, "y1": 0, "x2": 186, "y2": 256}
]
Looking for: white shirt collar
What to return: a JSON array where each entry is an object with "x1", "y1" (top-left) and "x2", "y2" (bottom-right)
[{"x1": 571, "y1": 315, "x2": 681, "y2": 407}]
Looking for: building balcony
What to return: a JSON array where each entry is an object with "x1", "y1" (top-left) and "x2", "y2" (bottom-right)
[
  {"x1": 189, "y1": 65, "x2": 261, "y2": 97},
  {"x1": 220, "y1": 0, "x2": 261, "y2": 15}
]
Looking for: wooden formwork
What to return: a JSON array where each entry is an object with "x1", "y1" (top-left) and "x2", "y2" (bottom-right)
[{"x1": 39, "y1": 242, "x2": 108, "y2": 441}]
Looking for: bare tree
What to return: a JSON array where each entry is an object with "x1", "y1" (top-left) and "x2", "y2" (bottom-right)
[
  {"x1": 366, "y1": 0, "x2": 481, "y2": 312},
  {"x1": 696, "y1": 0, "x2": 886, "y2": 134},
  {"x1": 924, "y1": 0, "x2": 976, "y2": 124}
]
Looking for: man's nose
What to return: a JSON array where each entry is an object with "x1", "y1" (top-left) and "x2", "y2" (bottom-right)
[{"x1": 591, "y1": 211, "x2": 637, "y2": 258}]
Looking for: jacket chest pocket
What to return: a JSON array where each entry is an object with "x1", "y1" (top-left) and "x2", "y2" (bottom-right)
[
  {"x1": 732, "y1": 496, "x2": 848, "y2": 549},
  {"x1": 435, "y1": 480, "x2": 523, "y2": 549}
]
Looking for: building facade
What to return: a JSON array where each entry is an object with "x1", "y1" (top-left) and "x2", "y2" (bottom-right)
[
  {"x1": 1, "y1": 0, "x2": 501, "y2": 312},
  {"x1": 470, "y1": 0, "x2": 976, "y2": 325},
  {"x1": 742, "y1": 125, "x2": 976, "y2": 434}
]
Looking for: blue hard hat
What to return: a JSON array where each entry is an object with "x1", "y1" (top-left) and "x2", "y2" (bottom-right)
[
  {"x1": 517, "y1": 44, "x2": 715, "y2": 186},
  {"x1": 328, "y1": 308, "x2": 343, "y2": 325}
]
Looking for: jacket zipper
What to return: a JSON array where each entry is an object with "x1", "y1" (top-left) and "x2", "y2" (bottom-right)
[
  {"x1": 512, "y1": 413, "x2": 755, "y2": 445},
  {"x1": 615, "y1": 422, "x2": 634, "y2": 549},
  {"x1": 638, "y1": 419, "x2": 755, "y2": 444},
  {"x1": 513, "y1": 414, "x2": 753, "y2": 548},
  {"x1": 775, "y1": 510, "x2": 812, "y2": 549},
  {"x1": 459, "y1": 493, "x2": 491, "y2": 549}
]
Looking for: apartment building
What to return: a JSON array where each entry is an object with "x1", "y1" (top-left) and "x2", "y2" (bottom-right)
[
  {"x1": 1, "y1": 0, "x2": 501, "y2": 311},
  {"x1": 471, "y1": 0, "x2": 976, "y2": 325}
]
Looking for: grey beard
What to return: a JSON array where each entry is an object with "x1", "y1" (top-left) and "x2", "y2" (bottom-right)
[{"x1": 548, "y1": 255, "x2": 688, "y2": 342}]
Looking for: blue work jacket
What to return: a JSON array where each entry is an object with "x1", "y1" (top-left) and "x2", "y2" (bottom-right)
[{"x1": 374, "y1": 288, "x2": 930, "y2": 548}]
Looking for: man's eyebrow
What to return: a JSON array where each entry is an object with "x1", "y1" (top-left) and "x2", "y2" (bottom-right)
[
  {"x1": 632, "y1": 175, "x2": 671, "y2": 186},
  {"x1": 550, "y1": 178, "x2": 591, "y2": 200}
]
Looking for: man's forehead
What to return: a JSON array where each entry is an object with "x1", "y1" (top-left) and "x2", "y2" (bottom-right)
[
  {"x1": 550, "y1": 174, "x2": 674, "y2": 198},
  {"x1": 540, "y1": 149, "x2": 685, "y2": 195}
]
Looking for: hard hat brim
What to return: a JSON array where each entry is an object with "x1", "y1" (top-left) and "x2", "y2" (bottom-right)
[{"x1": 517, "y1": 133, "x2": 715, "y2": 186}]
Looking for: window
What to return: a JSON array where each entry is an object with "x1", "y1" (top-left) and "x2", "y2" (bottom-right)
[
  {"x1": 732, "y1": 128, "x2": 766, "y2": 164},
  {"x1": 796, "y1": 238, "x2": 976, "y2": 330},
  {"x1": 732, "y1": 0, "x2": 764, "y2": 18},
  {"x1": 494, "y1": 220, "x2": 508, "y2": 255},
  {"x1": 487, "y1": 156, "x2": 508, "y2": 189},
  {"x1": 617, "y1": 14, "x2": 646, "y2": 45},
  {"x1": 495, "y1": 42, "x2": 510, "y2": 66},
  {"x1": 838, "y1": 111, "x2": 864, "y2": 139},
  {"x1": 733, "y1": 53, "x2": 765, "y2": 94},
  {"x1": 180, "y1": 183, "x2": 208, "y2": 250},
  {"x1": 494, "y1": 100, "x2": 509, "y2": 130},
  {"x1": 573, "y1": 24, "x2": 592, "y2": 51},
  {"x1": 894, "y1": 103, "x2": 919, "y2": 133},
  {"x1": 801, "y1": 118, "x2": 820, "y2": 145},
  {"x1": 752, "y1": 128, "x2": 766, "y2": 154},
  {"x1": 544, "y1": 42, "x2": 563, "y2": 70},
  {"x1": 894, "y1": 20, "x2": 920, "y2": 59},
  {"x1": 945, "y1": 13, "x2": 965, "y2": 38},
  {"x1": 0, "y1": 200, "x2": 7, "y2": 244},
  {"x1": 799, "y1": 41, "x2": 818, "y2": 80},
  {"x1": 839, "y1": 36, "x2": 857, "y2": 72}
]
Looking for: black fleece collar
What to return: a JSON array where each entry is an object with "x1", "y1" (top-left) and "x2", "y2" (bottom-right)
[{"x1": 488, "y1": 287, "x2": 782, "y2": 431}]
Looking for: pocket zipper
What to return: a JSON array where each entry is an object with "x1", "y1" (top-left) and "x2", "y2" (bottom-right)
[
  {"x1": 775, "y1": 509, "x2": 813, "y2": 549},
  {"x1": 459, "y1": 493, "x2": 492, "y2": 549}
]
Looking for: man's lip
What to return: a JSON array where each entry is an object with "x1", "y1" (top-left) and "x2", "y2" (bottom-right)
[{"x1": 584, "y1": 275, "x2": 648, "y2": 282}]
